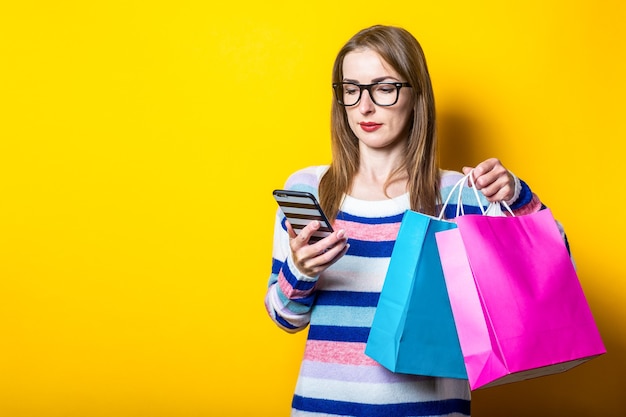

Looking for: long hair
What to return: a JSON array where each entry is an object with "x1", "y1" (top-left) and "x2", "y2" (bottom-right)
[{"x1": 319, "y1": 25, "x2": 440, "y2": 220}]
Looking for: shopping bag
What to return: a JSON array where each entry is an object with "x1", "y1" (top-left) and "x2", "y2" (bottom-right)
[
  {"x1": 364, "y1": 210, "x2": 467, "y2": 379},
  {"x1": 436, "y1": 206, "x2": 606, "y2": 390}
]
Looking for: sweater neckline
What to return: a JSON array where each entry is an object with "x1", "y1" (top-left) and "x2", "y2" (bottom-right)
[{"x1": 341, "y1": 193, "x2": 410, "y2": 217}]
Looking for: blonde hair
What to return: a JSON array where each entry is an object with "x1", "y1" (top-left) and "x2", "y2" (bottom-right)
[{"x1": 319, "y1": 25, "x2": 440, "y2": 220}]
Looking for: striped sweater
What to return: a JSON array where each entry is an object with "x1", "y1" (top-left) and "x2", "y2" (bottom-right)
[{"x1": 265, "y1": 166, "x2": 541, "y2": 417}]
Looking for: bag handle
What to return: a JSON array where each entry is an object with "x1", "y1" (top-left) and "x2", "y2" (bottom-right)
[
  {"x1": 437, "y1": 170, "x2": 514, "y2": 220},
  {"x1": 468, "y1": 171, "x2": 515, "y2": 217},
  {"x1": 437, "y1": 173, "x2": 478, "y2": 220}
]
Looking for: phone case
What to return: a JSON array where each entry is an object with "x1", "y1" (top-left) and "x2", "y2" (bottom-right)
[{"x1": 273, "y1": 189, "x2": 334, "y2": 243}]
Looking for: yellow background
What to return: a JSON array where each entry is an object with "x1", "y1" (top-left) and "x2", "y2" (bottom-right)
[{"x1": 1, "y1": 1, "x2": 624, "y2": 416}]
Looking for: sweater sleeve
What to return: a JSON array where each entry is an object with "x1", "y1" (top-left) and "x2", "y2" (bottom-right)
[
  {"x1": 264, "y1": 210, "x2": 320, "y2": 333},
  {"x1": 264, "y1": 166, "x2": 328, "y2": 333}
]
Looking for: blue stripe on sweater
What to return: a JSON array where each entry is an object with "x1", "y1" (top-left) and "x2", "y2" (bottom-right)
[
  {"x1": 281, "y1": 262, "x2": 316, "y2": 291},
  {"x1": 292, "y1": 395, "x2": 471, "y2": 417},
  {"x1": 346, "y1": 239, "x2": 395, "y2": 258},
  {"x1": 275, "y1": 313, "x2": 300, "y2": 330},
  {"x1": 510, "y1": 180, "x2": 532, "y2": 209},
  {"x1": 316, "y1": 291, "x2": 380, "y2": 307},
  {"x1": 271, "y1": 258, "x2": 283, "y2": 275},
  {"x1": 308, "y1": 325, "x2": 370, "y2": 343},
  {"x1": 440, "y1": 203, "x2": 485, "y2": 220}
]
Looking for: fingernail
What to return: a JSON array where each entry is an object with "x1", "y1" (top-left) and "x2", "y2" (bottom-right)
[{"x1": 337, "y1": 229, "x2": 346, "y2": 239}]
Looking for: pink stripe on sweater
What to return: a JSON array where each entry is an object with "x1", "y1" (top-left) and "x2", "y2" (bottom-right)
[
  {"x1": 278, "y1": 271, "x2": 315, "y2": 299},
  {"x1": 334, "y1": 219, "x2": 401, "y2": 242},
  {"x1": 304, "y1": 340, "x2": 380, "y2": 366},
  {"x1": 512, "y1": 193, "x2": 542, "y2": 216}
]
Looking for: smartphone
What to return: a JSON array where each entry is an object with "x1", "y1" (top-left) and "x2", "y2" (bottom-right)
[{"x1": 273, "y1": 189, "x2": 334, "y2": 243}]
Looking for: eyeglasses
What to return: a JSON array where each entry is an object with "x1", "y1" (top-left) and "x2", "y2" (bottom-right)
[{"x1": 332, "y1": 82, "x2": 412, "y2": 107}]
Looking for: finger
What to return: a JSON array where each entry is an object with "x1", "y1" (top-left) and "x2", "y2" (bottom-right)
[
  {"x1": 292, "y1": 220, "x2": 320, "y2": 246},
  {"x1": 473, "y1": 161, "x2": 507, "y2": 189},
  {"x1": 474, "y1": 157, "x2": 499, "y2": 172},
  {"x1": 285, "y1": 220, "x2": 297, "y2": 239},
  {"x1": 461, "y1": 166, "x2": 475, "y2": 187},
  {"x1": 306, "y1": 229, "x2": 348, "y2": 255},
  {"x1": 319, "y1": 243, "x2": 350, "y2": 269},
  {"x1": 461, "y1": 166, "x2": 474, "y2": 175},
  {"x1": 472, "y1": 158, "x2": 503, "y2": 182},
  {"x1": 478, "y1": 173, "x2": 513, "y2": 202},
  {"x1": 303, "y1": 240, "x2": 350, "y2": 276},
  {"x1": 298, "y1": 228, "x2": 348, "y2": 265}
]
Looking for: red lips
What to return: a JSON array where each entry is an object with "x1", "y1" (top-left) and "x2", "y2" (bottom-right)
[{"x1": 359, "y1": 122, "x2": 382, "y2": 132}]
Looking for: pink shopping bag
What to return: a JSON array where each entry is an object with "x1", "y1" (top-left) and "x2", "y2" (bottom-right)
[{"x1": 435, "y1": 208, "x2": 606, "y2": 390}]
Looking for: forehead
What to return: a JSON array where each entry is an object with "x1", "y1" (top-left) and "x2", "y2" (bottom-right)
[{"x1": 342, "y1": 48, "x2": 400, "y2": 81}]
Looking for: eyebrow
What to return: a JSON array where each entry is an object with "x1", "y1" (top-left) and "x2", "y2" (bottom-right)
[{"x1": 342, "y1": 76, "x2": 400, "y2": 83}]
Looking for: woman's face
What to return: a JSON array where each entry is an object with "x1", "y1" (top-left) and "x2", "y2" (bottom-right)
[{"x1": 341, "y1": 49, "x2": 413, "y2": 151}]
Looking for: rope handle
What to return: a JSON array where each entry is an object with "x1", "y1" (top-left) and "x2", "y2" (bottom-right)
[{"x1": 437, "y1": 170, "x2": 514, "y2": 220}]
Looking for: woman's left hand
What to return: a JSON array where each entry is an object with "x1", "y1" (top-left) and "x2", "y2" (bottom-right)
[{"x1": 462, "y1": 158, "x2": 515, "y2": 203}]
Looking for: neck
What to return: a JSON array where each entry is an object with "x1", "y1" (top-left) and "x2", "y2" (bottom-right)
[{"x1": 350, "y1": 153, "x2": 408, "y2": 200}]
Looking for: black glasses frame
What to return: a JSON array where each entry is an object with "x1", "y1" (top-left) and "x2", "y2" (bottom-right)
[{"x1": 332, "y1": 82, "x2": 412, "y2": 107}]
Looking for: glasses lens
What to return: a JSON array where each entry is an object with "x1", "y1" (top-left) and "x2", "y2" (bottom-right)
[
  {"x1": 371, "y1": 83, "x2": 399, "y2": 106},
  {"x1": 336, "y1": 83, "x2": 360, "y2": 106}
]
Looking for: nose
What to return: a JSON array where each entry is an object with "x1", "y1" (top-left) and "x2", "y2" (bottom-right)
[{"x1": 358, "y1": 89, "x2": 375, "y2": 113}]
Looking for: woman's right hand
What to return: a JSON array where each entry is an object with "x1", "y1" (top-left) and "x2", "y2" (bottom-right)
[{"x1": 286, "y1": 220, "x2": 350, "y2": 277}]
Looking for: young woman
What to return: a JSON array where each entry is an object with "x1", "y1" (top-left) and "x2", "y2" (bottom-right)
[{"x1": 265, "y1": 25, "x2": 542, "y2": 417}]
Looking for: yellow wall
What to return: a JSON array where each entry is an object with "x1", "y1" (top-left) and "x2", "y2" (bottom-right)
[{"x1": 1, "y1": 1, "x2": 624, "y2": 416}]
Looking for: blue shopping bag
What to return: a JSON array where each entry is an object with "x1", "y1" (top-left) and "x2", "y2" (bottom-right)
[{"x1": 364, "y1": 210, "x2": 467, "y2": 379}]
